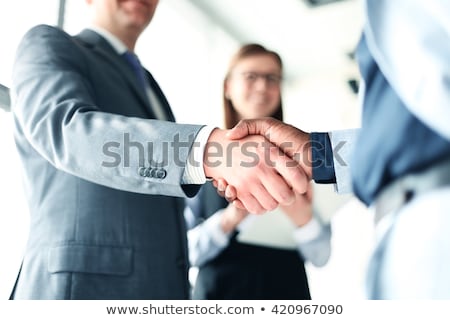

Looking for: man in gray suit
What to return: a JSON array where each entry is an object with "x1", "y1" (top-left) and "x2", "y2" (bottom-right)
[{"x1": 10, "y1": 0, "x2": 307, "y2": 299}]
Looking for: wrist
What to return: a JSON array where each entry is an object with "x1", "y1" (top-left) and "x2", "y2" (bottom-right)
[
  {"x1": 281, "y1": 206, "x2": 313, "y2": 227},
  {"x1": 203, "y1": 128, "x2": 226, "y2": 179},
  {"x1": 220, "y1": 209, "x2": 237, "y2": 234},
  {"x1": 292, "y1": 131, "x2": 313, "y2": 180}
]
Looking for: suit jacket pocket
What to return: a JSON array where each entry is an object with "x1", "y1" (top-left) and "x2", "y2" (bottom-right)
[{"x1": 48, "y1": 243, "x2": 133, "y2": 276}]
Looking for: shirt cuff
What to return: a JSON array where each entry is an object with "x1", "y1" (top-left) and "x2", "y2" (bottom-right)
[
  {"x1": 182, "y1": 125, "x2": 216, "y2": 184},
  {"x1": 328, "y1": 129, "x2": 358, "y2": 193},
  {"x1": 310, "y1": 132, "x2": 336, "y2": 183},
  {"x1": 203, "y1": 210, "x2": 231, "y2": 247},
  {"x1": 293, "y1": 216, "x2": 323, "y2": 243}
]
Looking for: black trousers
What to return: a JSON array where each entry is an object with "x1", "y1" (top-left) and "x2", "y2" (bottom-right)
[{"x1": 192, "y1": 235, "x2": 311, "y2": 300}]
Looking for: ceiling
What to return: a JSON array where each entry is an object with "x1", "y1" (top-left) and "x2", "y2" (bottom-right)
[
  {"x1": 186, "y1": 0, "x2": 364, "y2": 81},
  {"x1": 1, "y1": 0, "x2": 365, "y2": 120}
]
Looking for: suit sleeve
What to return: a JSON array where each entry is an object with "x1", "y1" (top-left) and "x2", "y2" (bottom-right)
[
  {"x1": 12, "y1": 25, "x2": 203, "y2": 197},
  {"x1": 310, "y1": 130, "x2": 358, "y2": 193}
]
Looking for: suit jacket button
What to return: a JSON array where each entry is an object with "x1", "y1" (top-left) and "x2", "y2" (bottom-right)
[
  {"x1": 150, "y1": 168, "x2": 158, "y2": 178},
  {"x1": 144, "y1": 167, "x2": 152, "y2": 177},
  {"x1": 156, "y1": 169, "x2": 167, "y2": 179}
]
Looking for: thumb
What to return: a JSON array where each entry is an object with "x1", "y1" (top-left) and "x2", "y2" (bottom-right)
[
  {"x1": 226, "y1": 119, "x2": 252, "y2": 140},
  {"x1": 226, "y1": 117, "x2": 277, "y2": 140}
]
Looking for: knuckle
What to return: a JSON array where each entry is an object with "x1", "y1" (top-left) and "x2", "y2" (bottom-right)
[{"x1": 278, "y1": 189, "x2": 294, "y2": 204}]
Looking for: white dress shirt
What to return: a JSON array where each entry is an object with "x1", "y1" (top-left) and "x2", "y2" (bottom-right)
[{"x1": 186, "y1": 206, "x2": 332, "y2": 268}]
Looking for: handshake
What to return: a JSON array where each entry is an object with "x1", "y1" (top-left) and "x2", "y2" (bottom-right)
[{"x1": 203, "y1": 117, "x2": 313, "y2": 214}]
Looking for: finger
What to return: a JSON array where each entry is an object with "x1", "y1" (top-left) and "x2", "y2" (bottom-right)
[
  {"x1": 216, "y1": 188, "x2": 226, "y2": 198},
  {"x1": 225, "y1": 120, "x2": 251, "y2": 140},
  {"x1": 217, "y1": 179, "x2": 228, "y2": 192},
  {"x1": 233, "y1": 199, "x2": 246, "y2": 210},
  {"x1": 226, "y1": 118, "x2": 277, "y2": 140},
  {"x1": 257, "y1": 143, "x2": 308, "y2": 199},
  {"x1": 224, "y1": 185, "x2": 237, "y2": 202},
  {"x1": 245, "y1": 182, "x2": 279, "y2": 212},
  {"x1": 236, "y1": 192, "x2": 267, "y2": 214},
  {"x1": 260, "y1": 169, "x2": 296, "y2": 206},
  {"x1": 214, "y1": 179, "x2": 228, "y2": 198},
  {"x1": 269, "y1": 146, "x2": 309, "y2": 195}
]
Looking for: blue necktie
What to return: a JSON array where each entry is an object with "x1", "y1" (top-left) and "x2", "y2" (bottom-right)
[{"x1": 122, "y1": 51, "x2": 147, "y2": 89}]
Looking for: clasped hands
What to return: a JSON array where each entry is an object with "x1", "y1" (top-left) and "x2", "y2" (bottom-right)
[{"x1": 203, "y1": 117, "x2": 311, "y2": 214}]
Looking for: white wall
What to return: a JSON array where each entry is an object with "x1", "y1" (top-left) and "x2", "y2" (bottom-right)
[{"x1": 0, "y1": 0, "x2": 59, "y2": 299}]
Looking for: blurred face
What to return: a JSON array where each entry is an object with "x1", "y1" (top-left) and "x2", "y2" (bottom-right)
[
  {"x1": 86, "y1": 0, "x2": 159, "y2": 37},
  {"x1": 225, "y1": 54, "x2": 282, "y2": 120}
]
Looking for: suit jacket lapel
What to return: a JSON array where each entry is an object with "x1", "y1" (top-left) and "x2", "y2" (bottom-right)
[
  {"x1": 74, "y1": 29, "x2": 155, "y2": 119},
  {"x1": 144, "y1": 70, "x2": 176, "y2": 122}
]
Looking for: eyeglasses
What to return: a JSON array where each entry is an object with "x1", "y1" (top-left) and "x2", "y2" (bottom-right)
[{"x1": 238, "y1": 72, "x2": 282, "y2": 87}]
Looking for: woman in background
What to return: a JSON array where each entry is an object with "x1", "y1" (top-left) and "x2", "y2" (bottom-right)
[{"x1": 185, "y1": 44, "x2": 331, "y2": 299}]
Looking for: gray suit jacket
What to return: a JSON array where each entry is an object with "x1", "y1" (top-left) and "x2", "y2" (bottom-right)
[{"x1": 11, "y1": 25, "x2": 203, "y2": 299}]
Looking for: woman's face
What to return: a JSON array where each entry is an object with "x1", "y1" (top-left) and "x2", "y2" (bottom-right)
[{"x1": 225, "y1": 54, "x2": 282, "y2": 119}]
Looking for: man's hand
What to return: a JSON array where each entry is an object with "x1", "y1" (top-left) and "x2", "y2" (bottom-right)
[
  {"x1": 214, "y1": 118, "x2": 313, "y2": 210},
  {"x1": 204, "y1": 128, "x2": 308, "y2": 214},
  {"x1": 226, "y1": 117, "x2": 312, "y2": 179}
]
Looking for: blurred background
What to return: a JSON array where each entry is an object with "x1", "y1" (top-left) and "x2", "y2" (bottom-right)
[{"x1": 0, "y1": 0, "x2": 374, "y2": 299}]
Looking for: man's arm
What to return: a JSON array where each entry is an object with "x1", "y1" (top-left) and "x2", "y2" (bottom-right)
[
  {"x1": 13, "y1": 25, "x2": 308, "y2": 211},
  {"x1": 13, "y1": 25, "x2": 203, "y2": 197}
]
